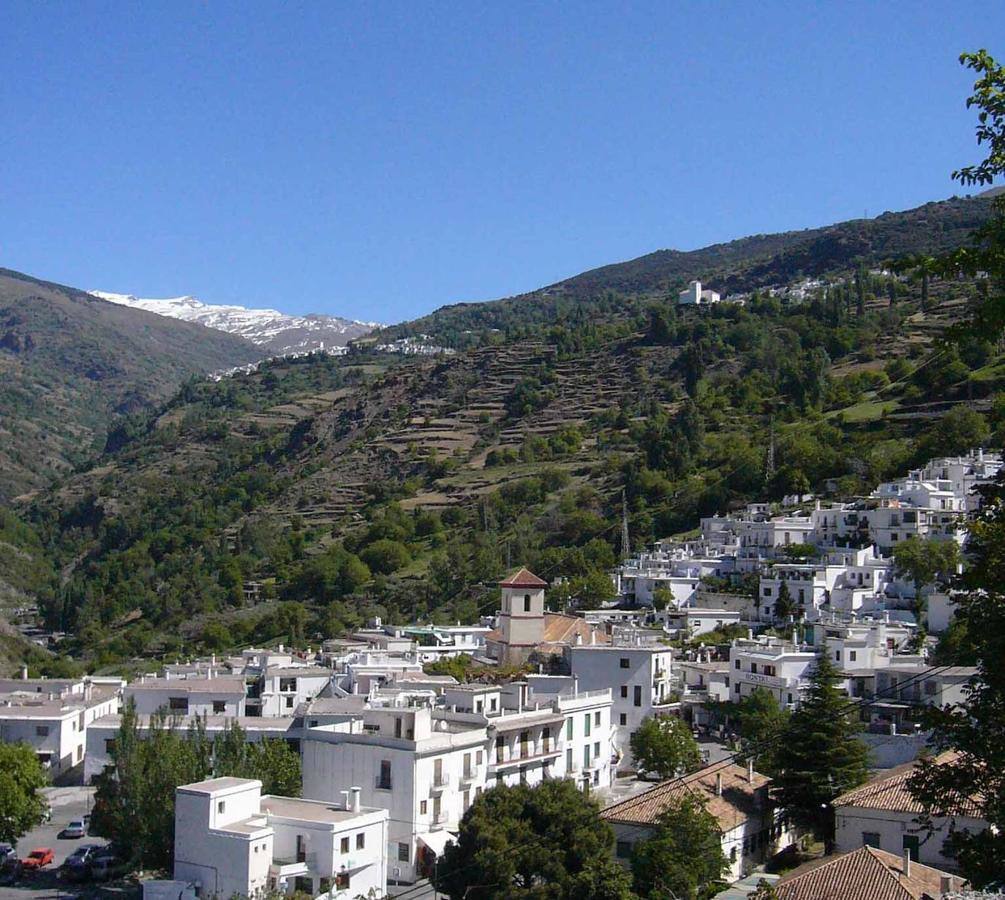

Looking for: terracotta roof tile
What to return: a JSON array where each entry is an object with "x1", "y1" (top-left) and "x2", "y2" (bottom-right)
[
  {"x1": 776, "y1": 845, "x2": 966, "y2": 900},
  {"x1": 834, "y1": 751, "x2": 983, "y2": 819},
  {"x1": 499, "y1": 567, "x2": 548, "y2": 588},
  {"x1": 601, "y1": 762, "x2": 769, "y2": 834}
]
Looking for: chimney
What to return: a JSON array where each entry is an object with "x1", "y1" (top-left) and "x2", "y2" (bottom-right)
[
  {"x1": 941, "y1": 875, "x2": 954, "y2": 893},
  {"x1": 748, "y1": 757, "x2": 755, "y2": 783},
  {"x1": 20, "y1": 665, "x2": 28, "y2": 680},
  {"x1": 350, "y1": 787, "x2": 361, "y2": 813},
  {"x1": 902, "y1": 849, "x2": 911, "y2": 878},
  {"x1": 340, "y1": 789, "x2": 350, "y2": 810},
  {"x1": 715, "y1": 772, "x2": 723, "y2": 796},
  {"x1": 590, "y1": 630, "x2": 596, "y2": 645}
]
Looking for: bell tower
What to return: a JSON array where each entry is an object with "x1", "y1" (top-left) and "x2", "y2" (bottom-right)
[{"x1": 498, "y1": 567, "x2": 547, "y2": 665}]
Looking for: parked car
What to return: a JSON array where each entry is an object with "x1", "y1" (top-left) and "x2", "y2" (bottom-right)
[
  {"x1": 0, "y1": 843, "x2": 15, "y2": 865},
  {"x1": 62, "y1": 819, "x2": 87, "y2": 839},
  {"x1": 89, "y1": 853, "x2": 126, "y2": 882},
  {"x1": 21, "y1": 848, "x2": 54, "y2": 870}
]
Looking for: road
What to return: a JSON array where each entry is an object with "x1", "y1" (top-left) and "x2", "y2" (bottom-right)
[{"x1": 0, "y1": 787, "x2": 134, "y2": 900}]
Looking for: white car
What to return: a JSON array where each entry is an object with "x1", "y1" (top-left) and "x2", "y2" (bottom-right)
[{"x1": 62, "y1": 821, "x2": 86, "y2": 839}]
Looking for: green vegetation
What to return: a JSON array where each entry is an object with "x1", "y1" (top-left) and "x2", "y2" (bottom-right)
[
  {"x1": 630, "y1": 795, "x2": 729, "y2": 900},
  {"x1": 437, "y1": 780, "x2": 634, "y2": 900},
  {"x1": 772, "y1": 650, "x2": 869, "y2": 850},
  {"x1": 91, "y1": 704, "x2": 301, "y2": 870},
  {"x1": 629, "y1": 715, "x2": 702, "y2": 779},
  {"x1": 0, "y1": 743, "x2": 49, "y2": 844}
]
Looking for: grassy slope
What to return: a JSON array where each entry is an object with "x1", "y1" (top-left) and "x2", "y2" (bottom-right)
[{"x1": 0, "y1": 268, "x2": 261, "y2": 500}]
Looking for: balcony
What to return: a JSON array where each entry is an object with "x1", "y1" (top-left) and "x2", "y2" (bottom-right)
[
  {"x1": 491, "y1": 746, "x2": 562, "y2": 770},
  {"x1": 431, "y1": 772, "x2": 451, "y2": 791},
  {"x1": 459, "y1": 766, "x2": 480, "y2": 783}
]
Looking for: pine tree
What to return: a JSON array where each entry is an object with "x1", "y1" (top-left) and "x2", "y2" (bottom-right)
[{"x1": 772, "y1": 647, "x2": 869, "y2": 849}]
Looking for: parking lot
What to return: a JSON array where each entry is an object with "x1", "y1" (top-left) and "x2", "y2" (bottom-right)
[{"x1": 0, "y1": 787, "x2": 136, "y2": 900}]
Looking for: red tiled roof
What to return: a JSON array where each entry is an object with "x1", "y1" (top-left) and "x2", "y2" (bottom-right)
[
  {"x1": 776, "y1": 846, "x2": 966, "y2": 900},
  {"x1": 499, "y1": 567, "x2": 548, "y2": 588},
  {"x1": 834, "y1": 751, "x2": 984, "y2": 819},
  {"x1": 601, "y1": 762, "x2": 769, "y2": 834}
]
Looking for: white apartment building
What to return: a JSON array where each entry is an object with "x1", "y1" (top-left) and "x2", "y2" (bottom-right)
[
  {"x1": 254, "y1": 666, "x2": 332, "y2": 717},
  {"x1": 301, "y1": 682, "x2": 614, "y2": 883},
  {"x1": 664, "y1": 607, "x2": 742, "y2": 637},
  {"x1": 333, "y1": 650, "x2": 425, "y2": 694},
  {"x1": 124, "y1": 675, "x2": 247, "y2": 717},
  {"x1": 727, "y1": 638, "x2": 818, "y2": 708},
  {"x1": 870, "y1": 666, "x2": 977, "y2": 732},
  {"x1": 0, "y1": 683, "x2": 120, "y2": 775},
  {"x1": 678, "y1": 280, "x2": 721, "y2": 305},
  {"x1": 566, "y1": 641, "x2": 675, "y2": 770},
  {"x1": 396, "y1": 625, "x2": 492, "y2": 664},
  {"x1": 174, "y1": 777, "x2": 388, "y2": 899},
  {"x1": 84, "y1": 714, "x2": 297, "y2": 783}
]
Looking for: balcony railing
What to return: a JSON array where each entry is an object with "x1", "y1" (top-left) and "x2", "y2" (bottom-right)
[{"x1": 432, "y1": 772, "x2": 451, "y2": 790}]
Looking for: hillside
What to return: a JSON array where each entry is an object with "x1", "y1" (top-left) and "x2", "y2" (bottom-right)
[
  {"x1": 91, "y1": 291, "x2": 376, "y2": 356},
  {"x1": 23, "y1": 250, "x2": 1003, "y2": 666},
  {"x1": 0, "y1": 268, "x2": 261, "y2": 501},
  {"x1": 376, "y1": 195, "x2": 994, "y2": 347}
]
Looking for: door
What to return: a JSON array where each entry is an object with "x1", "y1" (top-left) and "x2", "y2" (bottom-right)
[{"x1": 296, "y1": 834, "x2": 306, "y2": 863}]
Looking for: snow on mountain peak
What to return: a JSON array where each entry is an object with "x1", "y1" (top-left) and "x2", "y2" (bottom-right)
[{"x1": 90, "y1": 290, "x2": 377, "y2": 355}]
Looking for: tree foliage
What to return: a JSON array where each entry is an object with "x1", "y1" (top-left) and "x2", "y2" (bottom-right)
[
  {"x1": 0, "y1": 743, "x2": 49, "y2": 845},
  {"x1": 437, "y1": 780, "x2": 634, "y2": 900},
  {"x1": 772, "y1": 649, "x2": 869, "y2": 848},
  {"x1": 631, "y1": 795, "x2": 729, "y2": 900},
  {"x1": 630, "y1": 715, "x2": 701, "y2": 780}
]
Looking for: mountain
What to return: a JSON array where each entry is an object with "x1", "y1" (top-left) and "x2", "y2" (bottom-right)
[
  {"x1": 0, "y1": 268, "x2": 261, "y2": 501},
  {"x1": 91, "y1": 291, "x2": 377, "y2": 356},
  {"x1": 377, "y1": 194, "x2": 994, "y2": 347}
]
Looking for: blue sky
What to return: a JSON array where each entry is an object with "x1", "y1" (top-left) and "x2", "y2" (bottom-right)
[{"x1": 1, "y1": 2, "x2": 1001, "y2": 324}]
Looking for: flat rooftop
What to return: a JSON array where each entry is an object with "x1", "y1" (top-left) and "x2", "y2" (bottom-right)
[{"x1": 262, "y1": 795, "x2": 382, "y2": 824}]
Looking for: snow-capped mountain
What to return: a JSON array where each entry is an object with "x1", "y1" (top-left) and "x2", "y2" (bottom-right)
[{"x1": 91, "y1": 291, "x2": 377, "y2": 356}]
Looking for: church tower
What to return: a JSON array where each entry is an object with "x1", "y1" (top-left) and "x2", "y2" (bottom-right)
[{"x1": 498, "y1": 567, "x2": 547, "y2": 665}]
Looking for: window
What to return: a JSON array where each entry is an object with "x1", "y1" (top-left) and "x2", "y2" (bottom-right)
[
  {"x1": 925, "y1": 680, "x2": 938, "y2": 696},
  {"x1": 285, "y1": 696, "x2": 295, "y2": 709},
  {"x1": 835, "y1": 651, "x2": 841, "y2": 661},
  {"x1": 213, "y1": 700, "x2": 227, "y2": 714},
  {"x1": 891, "y1": 533, "x2": 899, "y2": 542},
  {"x1": 524, "y1": 595, "x2": 531, "y2": 612},
  {"x1": 583, "y1": 746, "x2": 590, "y2": 767},
  {"x1": 476, "y1": 750, "x2": 483, "y2": 765},
  {"x1": 398, "y1": 843, "x2": 410, "y2": 862},
  {"x1": 903, "y1": 835, "x2": 920, "y2": 862},
  {"x1": 490, "y1": 697, "x2": 498, "y2": 712},
  {"x1": 335, "y1": 872, "x2": 350, "y2": 890},
  {"x1": 619, "y1": 657, "x2": 630, "y2": 669},
  {"x1": 594, "y1": 711, "x2": 600, "y2": 726},
  {"x1": 566, "y1": 718, "x2": 573, "y2": 739},
  {"x1": 340, "y1": 836, "x2": 350, "y2": 853},
  {"x1": 750, "y1": 663, "x2": 758, "y2": 674},
  {"x1": 496, "y1": 735, "x2": 506, "y2": 762},
  {"x1": 420, "y1": 800, "x2": 428, "y2": 815},
  {"x1": 735, "y1": 660, "x2": 740, "y2": 670},
  {"x1": 35, "y1": 725, "x2": 49, "y2": 737},
  {"x1": 619, "y1": 713, "x2": 627, "y2": 726},
  {"x1": 616, "y1": 840, "x2": 632, "y2": 859},
  {"x1": 763, "y1": 587, "x2": 772, "y2": 597},
  {"x1": 620, "y1": 686, "x2": 628, "y2": 698},
  {"x1": 217, "y1": 801, "x2": 226, "y2": 814},
  {"x1": 378, "y1": 760, "x2": 392, "y2": 790},
  {"x1": 593, "y1": 741, "x2": 600, "y2": 758},
  {"x1": 584, "y1": 714, "x2": 591, "y2": 737},
  {"x1": 633, "y1": 685, "x2": 642, "y2": 707},
  {"x1": 169, "y1": 697, "x2": 189, "y2": 713},
  {"x1": 862, "y1": 832, "x2": 881, "y2": 849},
  {"x1": 849, "y1": 651, "x2": 857, "y2": 662},
  {"x1": 356, "y1": 833, "x2": 365, "y2": 850},
  {"x1": 280, "y1": 677, "x2": 297, "y2": 692},
  {"x1": 104, "y1": 738, "x2": 115, "y2": 753}
]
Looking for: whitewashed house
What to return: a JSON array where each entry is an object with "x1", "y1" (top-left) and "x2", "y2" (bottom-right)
[
  {"x1": 678, "y1": 280, "x2": 721, "y2": 306},
  {"x1": 727, "y1": 637, "x2": 817, "y2": 708},
  {"x1": 124, "y1": 675, "x2": 247, "y2": 717},
  {"x1": 834, "y1": 752, "x2": 986, "y2": 872},
  {"x1": 255, "y1": 666, "x2": 332, "y2": 717},
  {"x1": 174, "y1": 777, "x2": 388, "y2": 899}
]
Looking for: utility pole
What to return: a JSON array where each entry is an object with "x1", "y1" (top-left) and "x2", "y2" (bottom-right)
[
  {"x1": 765, "y1": 418, "x2": 776, "y2": 485},
  {"x1": 620, "y1": 488, "x2": 631, "y2": 560}
]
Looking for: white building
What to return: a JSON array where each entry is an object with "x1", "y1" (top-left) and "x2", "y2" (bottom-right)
[
  {"x1": 678, "y1": 280, "x2": 721, "y2": 306},
  {"x1": 727, "y1": 637, "x2": 817, "y2": 708},
  {"x1": 602, "y1": 761, "x2": 796, "y2": 883},
  {"x1": 174, "y1": 777, "x2": 388, "y2": 899},
  {"x1": 834, "y1": 752, "x2": 986, "y2": 872},
  {"x1": 124, "y1": 675, "x2": 247, "y2": 717},
  {"x1": 301, "y1": 681, "x2": 614, "y2": 883},
  {"x1": 0, "y1": 682, "x2": 120, "y2": 776},
  {"x1": 255, "y1": 666, "x2": 332, "y2": 718},
  {"x1": 566, "y1": 641, "x2": 675, "y2": 770},
  {"x1": 84, "y1": 714, "x2": 297, "y2": 784}
]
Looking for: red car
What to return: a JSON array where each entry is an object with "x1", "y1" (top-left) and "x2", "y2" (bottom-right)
[{"x1": 21, "y1": 848, "x2": 54, "y2": 870}]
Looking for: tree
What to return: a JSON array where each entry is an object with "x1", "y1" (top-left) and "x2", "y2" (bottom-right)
[
  {"x1": 774, "y1": 580, "x2": 796, "y2": 622},
  {"x1": 729, "y1": 688, "x2": 790, "y2": 777},
  {"x1": 0, "y1": 743, "x2": 48, "y2": 845},
  {"x1": 772, "y1": 649, "x2": 869, "y2": 849},
  {"x1": 630, "y1": 795, "x2": 729, "y2": 900},
  {"x1": 749, "y1": 879, "x2": 781, "y2": 900},
  {"x1": 906, "y1": 475, "x2": 1005, "y2": 885},
  {"x1": 630, "y1": 715, "x2": 701, "y2": 779},
  {"x1": 892, "y1": 536, "x2": 961, "y2": 616},
  {"x1": 437, "y1": 780, "x2": 635, "y2": 900},
  {"x1": 359, "y1": 538, "x2": 411, "y2": 575}
]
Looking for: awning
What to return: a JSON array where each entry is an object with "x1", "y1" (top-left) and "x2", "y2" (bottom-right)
[{"x1": 417, "y1": 831, "x2": 455, "y2": 857}]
